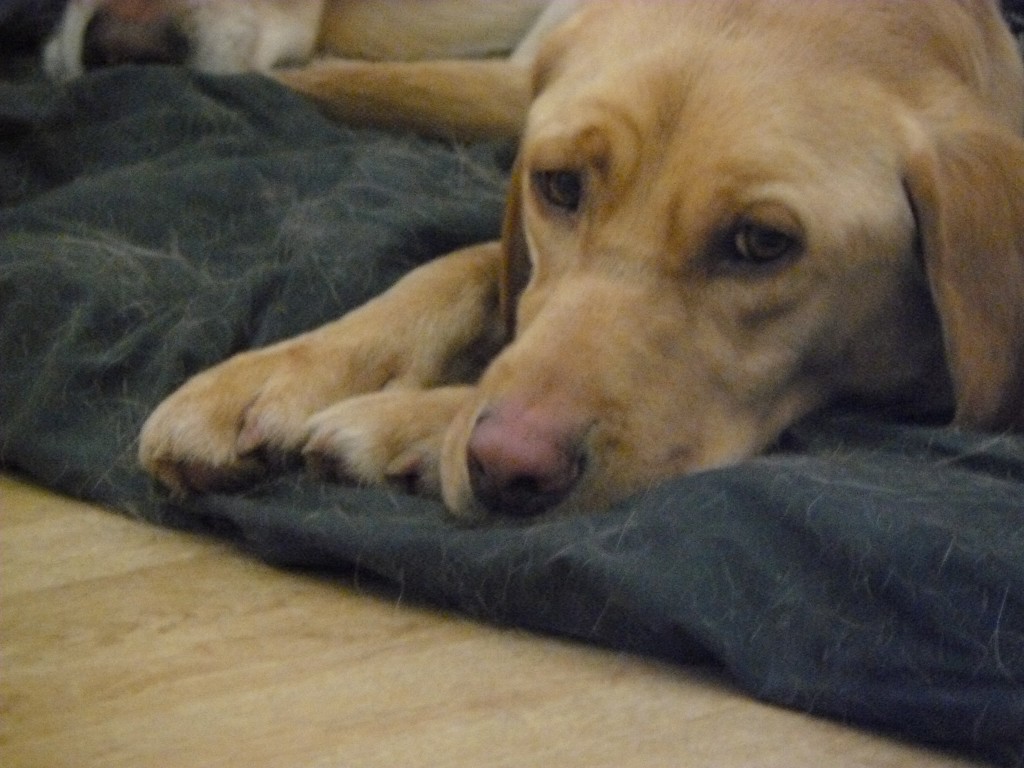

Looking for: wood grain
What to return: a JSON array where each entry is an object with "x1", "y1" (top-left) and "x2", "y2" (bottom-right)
[{"x1": 0, "y1": 475, "x2": 980, "y2": 767}]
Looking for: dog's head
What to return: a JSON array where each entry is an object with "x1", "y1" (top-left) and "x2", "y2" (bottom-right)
[{"x1": 440, "y1": 0, "x2": 1024, "y2": 520}]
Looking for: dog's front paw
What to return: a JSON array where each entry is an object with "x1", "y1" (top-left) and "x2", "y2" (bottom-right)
[
  {"x1": 140, "y1": 243, "x2": 504, "y2": 497},
  {"x1": 139, "y1": 336, "x2": 381, "y2": 495},
  {"x1": 303, "y1": 387, "x2": 473, "y2": 497}
]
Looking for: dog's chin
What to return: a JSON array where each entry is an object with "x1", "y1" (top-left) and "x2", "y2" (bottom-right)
[
  {"x1": 438, "y1": 387, "x2": 815, "y2": 521},
  {"x1": 436, "y1": 403, "x2": 720, "y2": 523}
]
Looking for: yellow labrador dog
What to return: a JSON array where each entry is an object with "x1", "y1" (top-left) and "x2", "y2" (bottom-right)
[{"x1": 55, "y1": 1, "x2": 1024, "y2": 519}]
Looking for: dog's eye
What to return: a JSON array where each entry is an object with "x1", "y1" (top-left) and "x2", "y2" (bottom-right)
[
  {"x1": 731, "y1": 222, "x2": 799, "y2": 265},
  {"x1": 532, "y1": 170, "x2": 585, "y2": 214}
]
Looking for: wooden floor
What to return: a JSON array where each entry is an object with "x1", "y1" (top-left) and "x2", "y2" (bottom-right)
[{"x1": 1, "y1": 473, "x2": 982, "y2": 768}]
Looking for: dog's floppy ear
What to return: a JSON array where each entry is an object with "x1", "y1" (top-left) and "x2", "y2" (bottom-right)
[
  {"x1": 496, "y1": 8, "x2": 583, "y2": 337},
  {"x1": 904, "y1": 120, "x2": 1024, "y2": 431},
  {"x1": 499, "y1": 155, "x2": 532, "y2": 336}
]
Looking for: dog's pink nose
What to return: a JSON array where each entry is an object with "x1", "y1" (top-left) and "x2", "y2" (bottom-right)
[{"x1": 466, "y1": 402, "x2": 585, "y2": 516}]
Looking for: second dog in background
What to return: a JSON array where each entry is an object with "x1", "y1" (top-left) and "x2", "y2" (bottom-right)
[{"x1": 44, "y1": 0, "x2": 579, "y2": 140}]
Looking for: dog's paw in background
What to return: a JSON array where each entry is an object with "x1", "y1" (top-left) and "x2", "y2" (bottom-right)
[{"x1": 41, "y1": 0, "x2": 323, "y2": 80}]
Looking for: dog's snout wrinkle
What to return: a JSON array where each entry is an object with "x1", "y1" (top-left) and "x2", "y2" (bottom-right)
[{"x1": 467, "y1": 403, "x2": 585, "y2": 517}]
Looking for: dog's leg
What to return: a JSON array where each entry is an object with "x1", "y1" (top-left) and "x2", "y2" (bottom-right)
[
  {"x1": 138, "y1": 242, "x2": 505, "y2": 495},
  {"x1": 317, "y1": 0, "x2": 554, "y2": 62},
  {"x1": 275, "y1": 0, "x2": 586, "y2": 142},
  {"x1": 274, "y1": 59, "x2": 529, "y2": 142}
]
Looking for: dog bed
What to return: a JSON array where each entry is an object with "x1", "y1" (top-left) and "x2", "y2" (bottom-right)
[{"x1": 1, "y1": 54, "x2": 1022, "y2": 766}]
